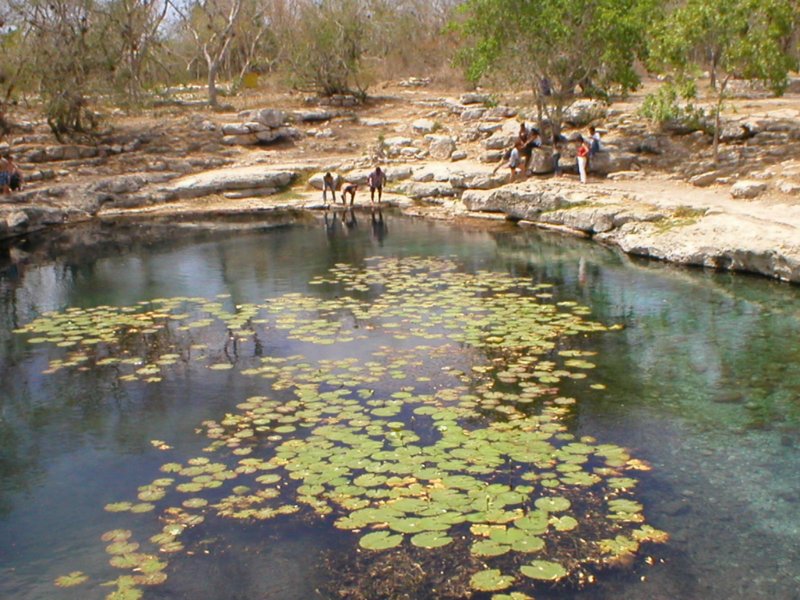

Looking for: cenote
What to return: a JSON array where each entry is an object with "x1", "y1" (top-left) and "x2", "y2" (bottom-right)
[{"x1": 1, "y1": 210, "x2": 798, "y2": 600}]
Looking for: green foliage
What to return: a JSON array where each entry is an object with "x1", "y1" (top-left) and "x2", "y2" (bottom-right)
[
  {"x1": 452, "y1": 0, "x2": 660, "y2": 132},
  {"x1": 649, "y1": 0, "x2": 799, "y2": 158},
  {"x1": 282, "y1": 0, "x2": 371, "y2": 98},
  {"x1": 639, "y1": 81, "x2": 706, "y2": 130},
  {"x1": 650, "y1": 0, "x2": 800, "y2": 94}
]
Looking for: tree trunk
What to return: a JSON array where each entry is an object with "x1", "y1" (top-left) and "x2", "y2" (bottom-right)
[
  {"x1": 712, "y1": 76, "x2": 730, "y2": 164},
  {"x1": 709, "y1": 50, "x2": 717, "y2": 90},
  {"x1": 208, "y1": 61, "x2": 219, "y2": 108}
]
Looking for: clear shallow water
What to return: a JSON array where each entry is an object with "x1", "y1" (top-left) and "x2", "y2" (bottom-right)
[{"x1": 0, "y1": 211, "x2": 798, "y2": 599}]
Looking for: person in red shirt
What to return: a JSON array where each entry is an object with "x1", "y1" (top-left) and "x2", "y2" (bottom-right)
[{"x1": 576, "y1": 137, "x2": 590, "y2": 183}]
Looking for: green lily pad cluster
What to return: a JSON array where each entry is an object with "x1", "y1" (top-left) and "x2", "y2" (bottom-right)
[{"x1": 30, "y1": 258, "x2": 666, "y2": 599}]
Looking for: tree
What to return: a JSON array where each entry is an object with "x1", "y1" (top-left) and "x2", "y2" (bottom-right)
[
  {"x1": 10, "y1": 0, "x2": 106, "y2": 140},
  {"x1": 651, "y1": 0, "x2": 800, "y2": 161},
  {"x1": 168, "y1": 0, "x2": 245, "y2": 108},
  {"x1": 281, "y1": 0, "x2": 371, "y2": 98},
  {"x1": 452, "y1": 0, "x2": 657, "y2": 136},
  {"x1": 97, "y1": 0, "x2": 169, "y2": 103}
]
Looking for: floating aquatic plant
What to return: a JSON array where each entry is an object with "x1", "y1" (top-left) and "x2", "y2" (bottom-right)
[{"x1": 29, "y1": 257, "x2": 665, "y2": 599}]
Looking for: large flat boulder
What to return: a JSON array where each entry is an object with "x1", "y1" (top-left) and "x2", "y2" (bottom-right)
[{"x1": 161, "y1": 167, "x2": 296, "y2": 199}]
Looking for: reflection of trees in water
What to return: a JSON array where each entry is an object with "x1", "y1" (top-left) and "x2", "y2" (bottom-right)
[{"x1": 491, "y1": 224, "x2": 800, "y2": 433}]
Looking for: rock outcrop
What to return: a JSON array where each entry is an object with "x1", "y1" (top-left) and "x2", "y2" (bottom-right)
[{"x1": 221, "y1": 109, "x2": 302, "y2": 146}]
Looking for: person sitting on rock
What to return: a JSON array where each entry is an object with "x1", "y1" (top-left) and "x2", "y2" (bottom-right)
[
  {"x1": 0, "y1": 154, "x2": 12, "y2": 195},
  {"x1": 322, "y1": 172, "x2": 337, "y2": 205},
  {"x1": 588, "y1": 126, "x2": 603, "y2": 158},
  {"x1": 342, "y1": 183, "x2": 358, "y2": 206},
  {"x1": 521, "y1": 127, "x2": 542, "y2": 175},
  {"x1": 367, "y1": 166, "x2": 385, "y2": 204},
  {"x1": 6, "y1": 154, "x2": 22, "y2": 192},
  {"x1": 552, "y1": 134, "x2": 565, "y2": 177}
]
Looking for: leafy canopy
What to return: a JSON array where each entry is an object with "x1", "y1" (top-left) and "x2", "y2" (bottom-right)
[
  {"x1": 650, "y1": 0, "x2": 800, "y2": 94},
  {"x1": 452, "y1": 0, "x2": 658, "y2": 126}
]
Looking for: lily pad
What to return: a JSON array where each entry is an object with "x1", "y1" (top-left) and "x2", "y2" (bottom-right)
[
  {"x1": 520, "y1": 560, "x2": 567, "y2": 581},
  {"x1": 359, "y1": 531, "x2": 404, "y2": 550},
  {"x1": 470, "y1": 569, "x2": 515, "y2": 592}
]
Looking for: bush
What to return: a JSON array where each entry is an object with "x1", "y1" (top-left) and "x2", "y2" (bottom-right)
[
  {"x1": 282, "y1": 0, "x2": 370, "y2": 98},
  {"x1": 639, "y1": 82, "x2": 707, "y2": 132}
]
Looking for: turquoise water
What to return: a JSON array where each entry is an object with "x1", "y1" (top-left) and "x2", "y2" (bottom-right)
[{"x1": 0, "y1": 211, "x2": 798, "y2": 599}]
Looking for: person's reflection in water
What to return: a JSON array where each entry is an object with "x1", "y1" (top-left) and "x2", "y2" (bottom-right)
[
  {"x1": 344, "y1": 207, "x2": 358, "y2": 234},
  {"x1": 370, "y1": 207, "x2": 388, "y2": 246},
  {"x1": 324, "y1": 208, "x2": 342, "y2": 243}
]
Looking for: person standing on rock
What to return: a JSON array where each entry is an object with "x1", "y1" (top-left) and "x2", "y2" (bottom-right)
[
  {"x1": 576, "y1": 136, "x2": 590, "y2": 184},
  {"x1": 342, "y1": 183, "x2": 358, "y2": 206},
  {"x1": 367, "y1": 166, "x2": 386, "y2": 204},
  {"x1": 493, "y1": 142, "x2": 522, "y2": 182},
  {"x1": 322, "y1": 172, "x2": 337, "y2": 205}
]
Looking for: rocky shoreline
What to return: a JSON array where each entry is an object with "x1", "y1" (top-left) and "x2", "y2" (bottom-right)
[
  {"x1": 2, "y1": 157, "x2": 798, "y2": 284},
  {"x1": 2, "y1": 89, "x2": 799, "y2": 284}
]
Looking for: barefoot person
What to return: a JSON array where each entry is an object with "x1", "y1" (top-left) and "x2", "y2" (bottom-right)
[
  {"x1": 493, "y1": 142, "x2": 522, "y2": 182},
  {"x1": 367, "y1": 166, "x2": 385, "y2": 204},
  {"x1": 342, "y1": 182, "x2": 358, "y2": 206},
  {"x1": 322, "y1": 172, "x2": 338, "y2": 205}
]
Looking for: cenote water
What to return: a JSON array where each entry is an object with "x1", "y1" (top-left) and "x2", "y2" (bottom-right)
[{"x1": 1, "y1": 211, "x2": 798, "y2": 600}]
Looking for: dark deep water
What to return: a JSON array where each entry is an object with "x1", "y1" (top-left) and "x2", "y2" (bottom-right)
[{"x1": 1, "y1": 211, "x2": 798, "y2": 600}]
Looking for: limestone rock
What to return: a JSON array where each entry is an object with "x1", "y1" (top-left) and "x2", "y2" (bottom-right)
[
  {"x1": 778, "y1": 180, "x2": 800, "y2": 195},
  {"x1": 460, "y1": 93, "x2": 491, "y2": 105},
  {"x1": 426, "y1": 135, "x2": 455, "y2": 160},
  {"x1": 5, "y1": 210, "x2": 28, "y2": 229},
  {"x1": 294, "y1": 110, "x2": 333, "y2": 122},
  {"x1": 484, "y1": 106, "x2": 517, "y2": 120},
  {"x1": 384, "y1": 136, "x2": 413, "y2": 148},
  {"x1": 412, "y1": 119, "x2": 437, "y2": 134},
  {"x1": 461, "y1": 108, "x2": 486, "y2": 121},
  {"x1": 730, "y1": 180, "x2": 767, "y2": 199},
  {"x1": 461, "y1": 183, "x2": 577, "y2": 220},
  {"x1": 449, "y1": 170, "x2": 506, "y2": 190},
  {"x1": 480, "y1": 151, "x2": 503, "y2": 163},
  {"x1": 223, "y1": 187, "x2": 279, "y2": 199},
  {"x1": 239, "y1": 108, "x2": 287, "y2": 128},
  {"x1": 162, "y1": 167, "x2": 295, "y2": 199},
  {"x1": 386, "y1": 167, "x2": 413, "y2": 182},
  {"x1": 478, "y1": 122, "x2": 503, "y2": 134},
  {"x1": 564, "y1": 100, "x2": 607, "y2": 126},
  {"x1": 484, "y1": 133, "x2": 515, "y2": 150},
  {"x1": 309, "y1": 172, "x2": 343, "y2": 190},
  {"x1": 222, "y1": 123, "x2": 252, "y2": 136},
  {"x1": 690, "y1": 171, "x2": 721, "y2": 187},
  {"x1": 397, "y1": 181, "x2": 456, "y2": 199}
]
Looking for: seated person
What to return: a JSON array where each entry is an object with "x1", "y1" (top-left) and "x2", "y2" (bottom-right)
[{"x1": 6, "y1": 155, "x2": 22, "y2": 191}]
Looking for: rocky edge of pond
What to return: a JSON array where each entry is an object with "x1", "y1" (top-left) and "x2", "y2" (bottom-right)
[{"x1": 1, "y1": 96, "x2": 799, "y2": 284}]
